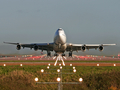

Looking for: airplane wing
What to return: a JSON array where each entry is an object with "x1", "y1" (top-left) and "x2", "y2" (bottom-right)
[
  {"x1": 66, "y1": 43, "x2": 116, "y2": 52},
  {"x1": 3, "y1": 42, "x2": 54, "y2": 51}
]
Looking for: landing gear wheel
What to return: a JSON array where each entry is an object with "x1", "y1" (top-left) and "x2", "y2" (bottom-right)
[
  {"x1": 69, "y1": 52, "x2": 72, "y2": 57},
  {"x1": 47, "y1": 51, "x2": 51, "y2": 57},
  {"x1": 54, "y1": 53, "x2": 58, "y2": 56},
  {"x1": 62, "y1": 53, "x2": 65, "y2": 57}
]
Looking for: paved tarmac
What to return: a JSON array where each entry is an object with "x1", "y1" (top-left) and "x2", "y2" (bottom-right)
[{"x1": 0, "y1": 55, "x2": 120, "y2": 66}]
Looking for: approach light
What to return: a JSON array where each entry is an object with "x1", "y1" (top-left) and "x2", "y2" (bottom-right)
[
  {"x1": 70, "y1": 64, "x2": 72, "y2": 66},
  {"x1": 3, "y1": 64, "x2": 6, "y2": 66},
  {"x1": 60, "y1": 66, "x2": 62, "y2": 69},
  {"x1": 59, "y1": 64, "x2": 61, "y2": 66},
  {"x1": 79, "y1": 78, "x2": 83, "y2": 82},
  {"x1": 41, "y1": 69, "x2": 44, "y2": 73},
  {"x1": 73, "y1": 69, "x2": 76, "y2": 73},
  {"x1": 35, "y1": 77, "x2": 38, "y2": 82},
  {"x1": 73, "y1": 67, "x2": 75, "y2": 69},
  {"x1": 57, "y1": 69, "x2": 60, "y2": 72},
  {"x1": 48, "y1": 63, "x2": 50, "y2": 66},
  {"x1": 47, "y1": 66, "x2": 49, "y2": 69},
  {"x1": 114, "y1": 64, "x2": 116, "y2": 66},
  {"x1": 57, "y1": 77, "x2": 61, "y2": 82},
  {"x1": 20, "y1": 64, "x2": 22, "y2": 66},
  {"x1": 97, "y1": 64, "x2": 99, "y2": 66}
]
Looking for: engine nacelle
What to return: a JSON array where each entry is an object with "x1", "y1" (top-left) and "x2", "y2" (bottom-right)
[
  {"x1": 99, "y1": 45, "x2": 104, "y2": 51},
  {"x1": 34, "y1": 45, "x2": 39, "y2": 51},
  {"x1": 16, "y1": 45, "x2": 21, "y2": 50},
  {"x1": 81, "y1": 45, "x2": 86, "y2": 52}
]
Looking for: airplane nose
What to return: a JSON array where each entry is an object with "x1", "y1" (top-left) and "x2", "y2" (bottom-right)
[
  {"x1": 58, "y1": 33, "x2": 64, "y2": 42},
  {"x1": 58, "y1": 32, "x2": 63, "y2": 38},
  {"x1": 54, "y1": 28, "x2": 66, "y2": 44}
]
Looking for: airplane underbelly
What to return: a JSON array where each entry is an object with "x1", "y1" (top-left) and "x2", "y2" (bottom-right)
[{"x1": 53, "y1": 44, "x2": 67, "y2": 53}]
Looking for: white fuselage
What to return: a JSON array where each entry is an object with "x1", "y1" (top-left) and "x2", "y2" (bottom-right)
[{"x1": 53, "y1": 28, "x2": 67, "y2": 53}]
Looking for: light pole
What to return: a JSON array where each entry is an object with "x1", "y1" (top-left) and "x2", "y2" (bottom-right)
[{"x1": 57, "y1": 77, "x2": 61, "y2": 90}]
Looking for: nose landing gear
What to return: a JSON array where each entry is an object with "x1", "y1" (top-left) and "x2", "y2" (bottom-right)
[
  {"x1": 62, "y1": 53, "x2": 65, "y2": 57},
  {"x1": 54, "y1": 53, "x2": 58, "y2": 56}
]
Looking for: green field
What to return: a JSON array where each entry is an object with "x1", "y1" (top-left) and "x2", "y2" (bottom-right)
[{"x1": 0, "y1": 65, "x2": 120, "y2": 90}]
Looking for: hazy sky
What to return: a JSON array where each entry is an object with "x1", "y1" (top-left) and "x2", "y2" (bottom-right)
[{"x1": 0, "y1": 0, "x2": 120, "y2": 55}]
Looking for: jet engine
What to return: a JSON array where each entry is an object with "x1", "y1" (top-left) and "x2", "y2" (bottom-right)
[
  {"x1": 16, "y1": 45, "x2": 21, "y2": 50},
  {"x1": 99, "y1": 45, "x2": 104, "y2": 51},
  {"x1": 34, "y1": 45, "x2": 39, "y2": 51},
  {"x1": 81, "y1": 45, "x2": 86, "y2": 52}
]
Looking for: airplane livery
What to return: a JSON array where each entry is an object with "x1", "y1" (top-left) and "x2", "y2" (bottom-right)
[{"x1": 4, "y1": 28, "x2": 116, "y2": 57}]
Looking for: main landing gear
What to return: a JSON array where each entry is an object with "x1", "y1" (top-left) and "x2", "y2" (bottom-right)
[
  {"x1": 69, "y1": 52, "x2": 72, "y2": 57},
  {"x1": 47, "y1": 51, "x2": 51, "y2": 57}
]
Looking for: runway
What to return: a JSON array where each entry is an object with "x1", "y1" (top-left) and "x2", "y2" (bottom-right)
[
  {"x1": 0, "y1": 54, "x2": 119, "y2": 61},
  {"x1": 0, "y1": 62, "x2": 119, "y2": 66},
  {"x1": 0, "y1": 55, "x2": 120, "y2": 66}
]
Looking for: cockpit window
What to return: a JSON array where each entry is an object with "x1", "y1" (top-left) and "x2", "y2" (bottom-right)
[{"x1": 58, "y1": 28, "x2": 63, "y2": 31}]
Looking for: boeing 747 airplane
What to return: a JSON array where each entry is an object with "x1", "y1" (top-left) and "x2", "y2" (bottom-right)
[{"x1": 4, "y1": 28, "x2": 116, "y2": 57}]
